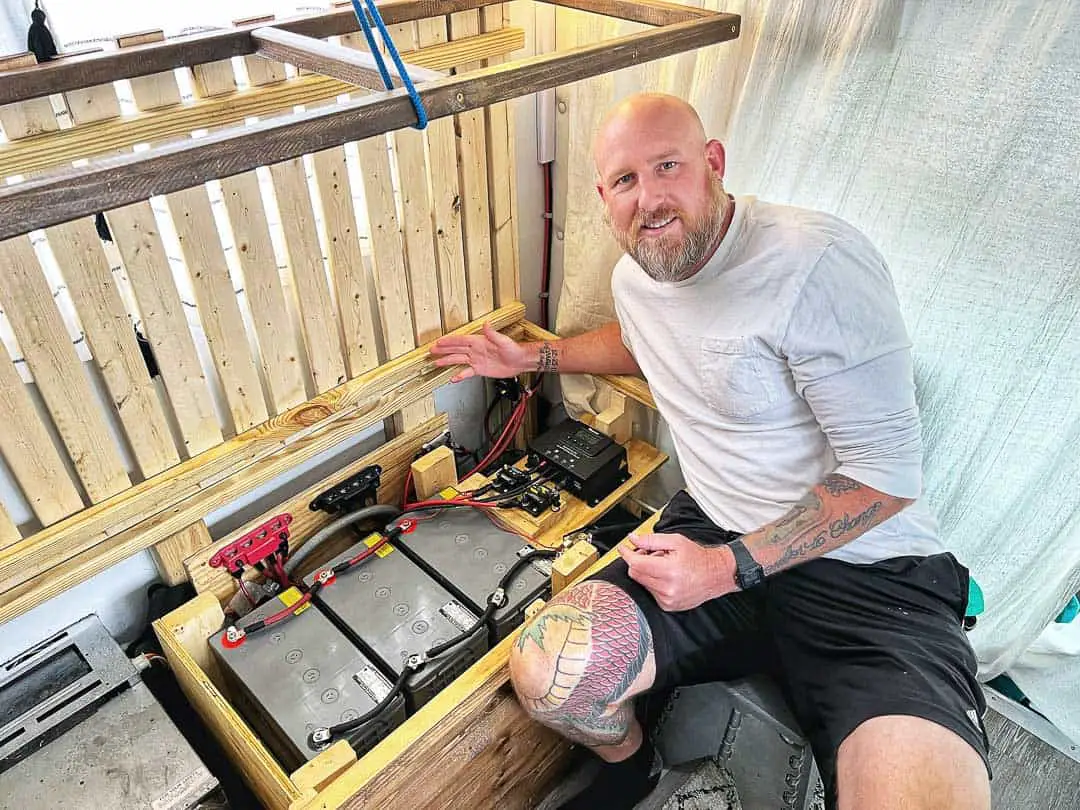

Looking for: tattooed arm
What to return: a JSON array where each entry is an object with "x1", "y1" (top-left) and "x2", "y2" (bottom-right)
[
  {"x1": 622, "y1": 474, "x2": 912, "y2": 609},
  {"x1": 731, "y1": 473, "x2": 912, "y2": 577}
]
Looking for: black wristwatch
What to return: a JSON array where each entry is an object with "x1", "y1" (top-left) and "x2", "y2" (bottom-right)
[{"x1": 728, "y1": 537, "x2": 765, "y2": 590}]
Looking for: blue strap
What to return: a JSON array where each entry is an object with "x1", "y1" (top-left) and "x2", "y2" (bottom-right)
[{"x1": 349, "y1": 0, "x2": 428, "y2": 130}]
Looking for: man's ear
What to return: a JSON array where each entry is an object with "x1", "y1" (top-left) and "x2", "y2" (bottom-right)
[
  {"x1": 705, "y1": 139, "x2": 726, "y2": 180},
  {"x1": 596, "y1": 183, "x2": 606, "y2": 201}
]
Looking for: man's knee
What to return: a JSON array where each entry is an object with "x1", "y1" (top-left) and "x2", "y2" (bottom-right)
[
  {"x1": 508, "y1": 579, "x2": 656, "y2": 725},
  {"x1": 837, "y1": 715, "x2": 990, "y2": 810}
]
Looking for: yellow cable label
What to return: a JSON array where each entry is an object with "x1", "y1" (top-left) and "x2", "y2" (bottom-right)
[
  {"x1": 364, "y1": 531, "x2": 394, "y2": 557},
  {"x1": 278, "y1": 586, "x2": 310, "y2": 615}
]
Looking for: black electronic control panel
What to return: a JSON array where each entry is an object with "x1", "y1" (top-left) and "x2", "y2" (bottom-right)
[{"x1": 528, "y1": 419, "x2": 629, "y2": 506}]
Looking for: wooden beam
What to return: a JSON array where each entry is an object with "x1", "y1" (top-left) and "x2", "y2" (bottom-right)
[
  {"x1": 0, "y1": 0, "x2": 502, "y2": 106},
  {"x1": 251, "y1": 27, "x2": 444, "y2": 91},
  {"x1": 518, "y1": 320, "x2": 656, "y2": 410},
  {"x1": 0, "y1": 13, "x2": 741, "y2": 241},
  {"x1": 0, "y1": 303, "x2": 525, "y2": 622},
  {"x1": 150, "y1": 521, "x2": 213, "y2": 586},
  {"x1": 536, "y1": 0, "x2": 714, "y2": 26},
  {"x1": 410, "y1": 446, "x2": 458, "y2": 500},
  {"x1": 0, "y1": 28, "x2": 524, "y2": 182}
]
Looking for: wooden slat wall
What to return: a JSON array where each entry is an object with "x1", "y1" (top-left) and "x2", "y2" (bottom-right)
[{"x1": 0, "y1": 11, "x2": 523, "y2": 615}]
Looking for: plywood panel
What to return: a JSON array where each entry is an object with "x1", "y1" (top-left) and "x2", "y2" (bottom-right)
[
  {"x1": 311, "y1": 147, "x2": 379, "y2": 376},
  {"x1": 0, "y1": 237, "x2": 130, "y2": 503},
  {"x1": 47, "y1": 217, "x2": 180, "y2": 477},
  {"x1": 418, "y1": 17, "x2": 469, "y2": 331},
  {"x1": 169, "y1": 184, "x2": 269, "y2": 433},
  {"x1": 450, "y1": 10, "x2": 495, "y2": 320},
  {"x1": 107, "y1": 202, "x2": 224, "y2": 456},
  {"x1": 0, "y1": 336, "x2": 84, "y2": 525},
  {"x1": 219, "y1": 171, "x2": 308, "y2": 413},
  {"x1": 269, "y1": 157, "x2": 347, "y2": 393}
]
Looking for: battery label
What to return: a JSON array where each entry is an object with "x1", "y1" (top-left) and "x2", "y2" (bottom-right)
[
  {"x1": 439, "y1": 600, "x2": 477, "y2": 632},
  {"x1": 363, "y1": 531, "x2": 394, "y2": 558},
  {"x1": 353, "y1": 665, "x2": 392, "y2": 703},
  {"x1": 279, "y1": 586, "x2": 311, "y2": 615}
]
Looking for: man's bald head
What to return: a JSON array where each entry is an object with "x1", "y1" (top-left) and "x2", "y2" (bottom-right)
[
  {"x1": 591, "y1": 93, "x2": 730, "y2": 284},
  {"x1": 593, "y1": 93, "x2": 707, "y2": 173}
]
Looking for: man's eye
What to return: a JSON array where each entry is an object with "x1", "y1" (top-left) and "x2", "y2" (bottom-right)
[
  {"x1": 615, "y1": 174, "x2": 633, "y2": 187},
  {"x1": 660, "y1": 161, "x2": 678, "y2": 171}
]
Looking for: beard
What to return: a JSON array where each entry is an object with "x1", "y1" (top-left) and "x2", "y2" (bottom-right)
[{"x1": 608, "y1": 176, "x2": 728, "y2": 283}]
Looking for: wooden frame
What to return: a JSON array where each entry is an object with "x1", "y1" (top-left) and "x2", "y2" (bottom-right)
[{"x1": 0, "y1": 4, "x2": 740, "y2": 240}]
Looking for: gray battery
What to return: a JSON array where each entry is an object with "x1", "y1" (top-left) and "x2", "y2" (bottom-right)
[
  {"x1": 392, "y1": 509, "x2": 551, "y2": 643},
  {"x1": 304, "y1": 533, "x2": 487, "y2": 711},
  {"x1": 210, "y1": 588, "x2": 406, "y2": 772}
]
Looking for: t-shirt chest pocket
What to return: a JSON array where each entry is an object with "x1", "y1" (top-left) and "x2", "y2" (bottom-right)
[{"x1": 698, "y1": 336, "x2": 790, "y2": 420}]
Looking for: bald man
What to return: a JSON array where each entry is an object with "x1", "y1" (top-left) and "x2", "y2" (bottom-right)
[{"x1": 431, "y1": 94, "x2": 991, "y2": 810}]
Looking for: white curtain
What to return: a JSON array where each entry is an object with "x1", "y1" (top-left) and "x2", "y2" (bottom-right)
[{"x1": 554, "y1": 0, "x2": 1080, "y2": 739}]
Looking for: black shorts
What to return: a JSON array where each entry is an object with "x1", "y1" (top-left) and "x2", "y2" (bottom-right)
[{"x1": 590, "y1": 490, "x2": 991, "y2": 805}]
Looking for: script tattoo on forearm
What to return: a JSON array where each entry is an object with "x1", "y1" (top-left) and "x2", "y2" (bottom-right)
[
  {"x1": 537, "y1": 341, "x2": 559, "y2": 373},
  {"x1": 740, "y1": 475, "x2": 898, "y2": 577},
  {"x1": 513, "y1": 582, "x2": 651, "y2": 748}
]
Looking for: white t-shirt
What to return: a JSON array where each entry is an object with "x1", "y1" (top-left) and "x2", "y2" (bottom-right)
[{"x1": 612, "y1": 196, "x2": 943, "y2": 564}]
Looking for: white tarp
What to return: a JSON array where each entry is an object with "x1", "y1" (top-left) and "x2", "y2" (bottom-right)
[{"x1": 554, "y1": 0, "x2": 1080, "y2": 740}]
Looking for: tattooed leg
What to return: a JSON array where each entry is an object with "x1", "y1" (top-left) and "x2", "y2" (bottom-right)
[{"x1": 509, "y1": 580, "x2": 656, "y2": 760}]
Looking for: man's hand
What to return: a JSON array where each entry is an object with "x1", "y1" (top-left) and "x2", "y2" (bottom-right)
[
  {"x1": 617, "y1": 533, "x2": 736, "y2": 612},
  {"x1": 430, "y1": 323, "x2": 529, "y2": 382}
]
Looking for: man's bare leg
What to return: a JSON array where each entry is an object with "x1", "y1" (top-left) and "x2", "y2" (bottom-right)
[
  {"x1": 509, "y1": 581, "x2": 659, "y2": 808},
  {"x1": 837, "y1": 715, "x2": 991, "y2": 810}
]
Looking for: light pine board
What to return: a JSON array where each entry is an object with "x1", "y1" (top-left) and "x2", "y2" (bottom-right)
[
  {"x1": 219, "y1": 171, "x2": 308, "y2": 413},
  {"x1": 418, "y1": 16, "x2": 469, "y2": 332},
  {"x1": 268, "y1": 157, "x2": 348, "y2": 393},
  {"x1": 107, "y1": 202, "x2": 224, "y2": 456},
  {"x1": 311, "y1": 146, "x2": 380, "y2": 377},
  {"x1": 168, "y1": 184, "x2": 269, "y2": 433},
  {"x1": 0, "y1": 236, "x2": 130, "y2": 503},
  {"x1": 0, "y1": 337, "x2": 84, "y2": 525},
  {"x1": 450, "y1": 10, "x2": 495, "y2": 320},
  {"x1": 47, "y1": 217, "x2": 180, "y2": 477},
  {"x1": 482, "y1": 4, "x2": 521, "y2": 306},
  {"x1": 0, "y1": 502, "x2": 19, "y2": 551}
]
